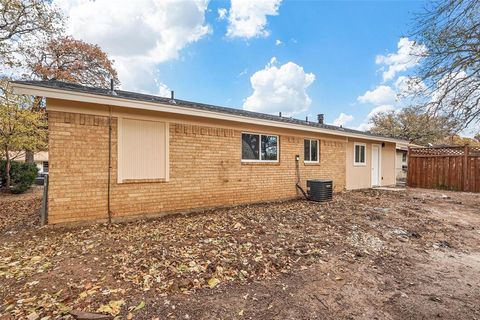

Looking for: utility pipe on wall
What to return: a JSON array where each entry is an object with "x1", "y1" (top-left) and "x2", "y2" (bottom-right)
[
  {"x1": 107, "y1": 79, "x2": 115, "y2": 224},
  {"x1": 295, "y1": 154, "x2": 310, "y2": 200},
  {"x1": 107, "y1": 104, "x2": 112, "y2": 224}
]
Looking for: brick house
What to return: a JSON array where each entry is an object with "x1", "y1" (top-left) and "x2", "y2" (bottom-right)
[{"x1": 13, "y1": 80, "x2": 406, "y2": 224}]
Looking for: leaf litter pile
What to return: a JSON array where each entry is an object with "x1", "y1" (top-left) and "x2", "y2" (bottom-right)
[
  {"x1": 1, "y1": 188, "x2": 479, "y2": 319},
  {"x1": 0, "y1": 187, "x2": 41, "y2": 233}
]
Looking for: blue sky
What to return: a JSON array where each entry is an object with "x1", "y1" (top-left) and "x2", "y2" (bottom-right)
[{"x1": 57, "y1": 0, "x2": 427, "y2": 130}]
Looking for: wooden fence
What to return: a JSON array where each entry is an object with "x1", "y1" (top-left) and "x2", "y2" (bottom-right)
[{"x1": 407, "y1": 146, "x2": 480, "y2": 192}]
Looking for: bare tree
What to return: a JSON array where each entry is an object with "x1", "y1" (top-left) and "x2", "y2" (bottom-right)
[
  {"x1": 0, "y1": 0, "x2": 62, "y2": 66},
  {"x1": 369, "y1": 107, "x2": 459, "y2": 146},
  {"x1": 435, "y1": 134, "x2": 480, "y2": 146},
  {"x1": 24, "y1": 36, "x2": 119, "y2": 89},
  {"x1": 412, "y1": 0, "x2": 480, "y2": 128},
  {"x1": 20, "y1": 36, "x2": 119, "y2": 161}
]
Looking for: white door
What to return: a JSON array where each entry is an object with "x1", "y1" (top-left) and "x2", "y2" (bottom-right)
[{"x1": 371, "y1": 145, "x2": 380, "y2": 187}]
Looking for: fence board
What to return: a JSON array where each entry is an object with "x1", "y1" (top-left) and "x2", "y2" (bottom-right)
[{"x1": 407, "y1": 146, "x2": 480, "y2": 193}]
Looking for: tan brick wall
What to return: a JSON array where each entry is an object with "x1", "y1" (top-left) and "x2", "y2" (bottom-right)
[{"x1": 48, "y1": 110, "x2": 346, "y2": 224}]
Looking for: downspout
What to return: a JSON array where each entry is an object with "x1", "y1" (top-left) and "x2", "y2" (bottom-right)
[
  {"x1": 107, "y1": 104, "x2": 112, "y2": 224},
  {"x1": 345, "y1": 137, "x2": 348, "y2": 190},
  {"x1": 107, "y1": 79, "x2": 116, "y2": 224}
]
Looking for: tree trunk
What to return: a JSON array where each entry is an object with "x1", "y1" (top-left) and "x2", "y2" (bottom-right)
[
  {"x1": 5, "y1": 146, "x2": 10, "y2": 192},
  {"x1": 25, "y1": 149, "x2": 34, "y2": 163}
]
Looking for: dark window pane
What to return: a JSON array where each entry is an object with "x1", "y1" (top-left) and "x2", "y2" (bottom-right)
[
  {"x1": 355, "y1": 145, "x2": 360, "y2": 163},
  {"x1": 261, "y1": 135, "x2": 278, "y2": 160},
  {"x1": 304, "y1": 139, "x2": 310, "y2": 161},
  {"x1": 360, "y1": 146, "x2": 365, "y2": 163},
  {"x1": 311, "y1": 140, "x2": 318, "y2": 161},
  {"x1": 242, "y1": 133, "x2": 259, "y2": 160}
]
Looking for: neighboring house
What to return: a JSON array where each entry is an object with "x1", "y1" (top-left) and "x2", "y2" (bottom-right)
[
  {"x1": 13, "y1": 80, "x2": 407, "y2": 224},
  {"x1": 34, "y1": 151, "x2": 49, "y2": 175},
  {"x1": 9, "y1": 151, "x2": 49, "y2": 175}
]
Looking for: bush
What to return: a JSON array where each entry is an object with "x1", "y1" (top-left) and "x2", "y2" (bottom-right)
[{"x1": 0, "y1": 160, "x2": 38, "y2": 193}]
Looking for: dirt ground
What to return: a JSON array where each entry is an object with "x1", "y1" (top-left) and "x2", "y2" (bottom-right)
[{"x1": 0, "y1": 187, "x2": 479, "y2": 320}]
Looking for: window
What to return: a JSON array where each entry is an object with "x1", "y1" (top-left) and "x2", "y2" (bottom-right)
[
  {"x1": 118, "y1": 118, "x2": 169, "y2": 182},
  {"x1": 354, "y1": 143, "x2": 366, "y2": 165},
  {"x1": 402, "y1": 152, "x2": 407, "y2": 162},
  {"x1": 304, "y1": 139, "x2": 319, "y2": 162},
  {"x1": 42, "y1": 161, "x2": 49, "y2": 173},
  {"x1": 242, "y1": 133, "x2": 278, "y2": 161}
]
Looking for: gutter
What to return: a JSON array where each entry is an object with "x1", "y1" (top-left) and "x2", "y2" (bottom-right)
[{"x1": 11, "y1": 82, "x2": 408, "y2": 145}]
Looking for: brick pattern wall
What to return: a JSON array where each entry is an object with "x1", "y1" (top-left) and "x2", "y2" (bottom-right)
[{"x1": 48, "y1": 111, "x2": 346, "y2": 224}]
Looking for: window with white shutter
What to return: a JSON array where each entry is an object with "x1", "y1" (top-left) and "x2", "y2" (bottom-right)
[{"x1": 118, "y1": 118, "x2": 169, "y2": 182}]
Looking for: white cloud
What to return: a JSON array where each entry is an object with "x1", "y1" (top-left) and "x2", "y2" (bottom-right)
[
  {"x1": 243, "y1": 57, "x2": 315, "y2": 116},
  {"x1": 238, "y1": 68, "x2": 248, "y2": 77},
  {"x1": 366, "y1": 104, "x2": 396, "y2": 119},
  {"x1": 429, "y1": 70, "x2": 480, "y2": 115},
  {"x1": 218, "y1": 8, "x2": 227, "y2": 20},
  {"x1": 375, "y1": 37, "x2": 427, "y2": 82},
  {"x1": 395, "y1": 75, "x2": 414, "y2": 92},
  {"x1": 357, "y1": 105, "x2": 396, "y2": 131},
  {"x1": 266, "y1": 56, "x2": 277, "y2": 67},
  {"x1": 156, "y1": 82, "x2": 171, "y2": 98},
  {"x1": 53, "y1": 0, "x2": 210, "y2": 93},
  {"x1": 275, "y1": 39, "x2": 282, "y2": 46},
  {"x1": 357, "y1": 85, "x2": 396, "y2": 105},
  {"x1": 355, "y1": 37, "x2": 428, "y2": 131},
  {"x1": 357, "y1": 122, "x2": 373, "y2": 132},
  {"x1": 226, "y1": 0, "x2": 282, "y2": 38},
  {"x1": 333, "y1": 113, "x2": 354, "y2": 127}
]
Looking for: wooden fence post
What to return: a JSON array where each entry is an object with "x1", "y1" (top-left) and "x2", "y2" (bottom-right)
[
  {"x1": 407, "y1": 146, "x2": 411, "y2": 187},
  {"x1": 463, "y1": 145, "x2": 469, "y2": 191}
]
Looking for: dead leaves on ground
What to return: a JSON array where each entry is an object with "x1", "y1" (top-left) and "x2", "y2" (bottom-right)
[
  {"x1": 1, "y1": 188, "x2": 470, "y2": 319},
  {"x1": 0, "y1": 187, "x2": 42, "y2": 233}
]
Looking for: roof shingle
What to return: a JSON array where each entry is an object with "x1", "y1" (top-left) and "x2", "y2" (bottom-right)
[{"x1": 13, "y1": 80, "x2": 404, "y2": 141}]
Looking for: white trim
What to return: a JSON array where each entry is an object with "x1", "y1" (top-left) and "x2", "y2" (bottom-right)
[
  {"x1": 371, "y1": 144, "x2": 382, "y2": 187},
  {"x1": 353, "y1": 142, "x2": 367, "y2": 166},
  {"x1": 117, "y1": 116, "x2": 123, "y2": 183},
  {"x1": 303, "y1": 138, "x2": 320, "y2": 163},
  {"x1": 12, "y1": 83, "x2": 407, "y2": 144},
  {"x1": 165, "y1": 122, "x2": 170, "y2": 182},
  {"x1": 241, "y1": 132, "x2": 279, "y2": 163}
]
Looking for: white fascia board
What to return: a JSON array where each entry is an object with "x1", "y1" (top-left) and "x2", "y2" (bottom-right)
[{"x1": 12, "y1": 83, "x2": 408, "y2": 144}]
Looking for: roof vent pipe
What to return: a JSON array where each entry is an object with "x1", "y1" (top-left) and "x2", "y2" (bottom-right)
[
  {"x1": 169, "y1": 90, "x2": 176, "y2": 104},
  {"x1": 110, "y1": 78, "x2": 117, "y2": 96},
  {"x1": 317, "y1": 114, "x2": 324, "y2": 124}
]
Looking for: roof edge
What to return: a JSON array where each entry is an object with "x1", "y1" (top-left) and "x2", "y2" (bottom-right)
[{"x1": 11, "y1": 81, "x2": 409, "y2": 144}]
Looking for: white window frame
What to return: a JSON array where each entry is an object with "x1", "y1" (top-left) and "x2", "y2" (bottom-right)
[
  {"x1": 42, "y1": 161, "x2": 49, "y2": 173},
  {"x1": 304, "y1": 139, "x2": 319, "y2": 163},
  {"x1": 241, "y1": 132, "x2": 279, "y2": 163},
  {"x1": 353, "y1": 142, "x2": 367, "y2": 166}
]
